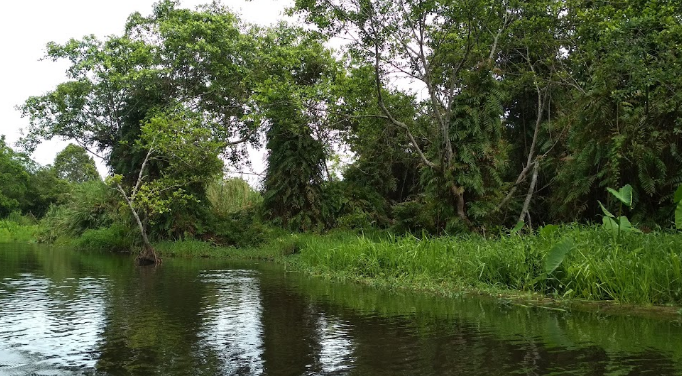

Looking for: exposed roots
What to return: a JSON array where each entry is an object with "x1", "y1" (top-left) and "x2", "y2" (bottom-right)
[{"x1": 136, "y1": 246, "x2": 162, "y2": 266}]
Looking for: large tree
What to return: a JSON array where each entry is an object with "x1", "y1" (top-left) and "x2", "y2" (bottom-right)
[
  {"x1": 292, "y1": 0, "x2": 511, "y2": 227},
  {"x1": 0, "y1": 136, "x2": 30, "y2": 217},
  {"x1": 53, "y1": 144, "x2": 100, "y2": 183},
  {"x1": 256, "y1": 26, "x2": 339, "y2": 231},
  {"x1": 550, "y1": 0, "x2": 682, "y2": 223},
  {"x1": 19, "y1": 1, "x2": 266, "y2": 246}
]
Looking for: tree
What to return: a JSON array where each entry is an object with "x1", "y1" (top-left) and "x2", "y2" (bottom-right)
[
  {"x1": 109, "y1": 112, "x2": 223, "y2": 264},
  {"x1": 292, "y1": 0, "x2": 511, "y2": 227},
  {"x1": 550, "y1": 0, "x2": 682, "y2": 223},
  {"x1": 256, "y1": 26, "x2": 340, "y2": 231},
  {"x1": 23, "y1": 167, "x2": 70, "y2": 218},
  {"x1": 494, "y1": 0, "x2": 572, "y2": 227},
  {"x1": 19, "y1": 1, "x2": 265, "y2": 243},
  {"x1": 330, "y1": 66, "x2": 422, "y2": 228},
  {"x1": 20, "y1": 2, "x2": 261, "y2": 172},
  {"x1": 53, "y1": 144, "x2": 100, "y2": 183},
  {"x1": 0, "y1": 136, "x2": 30, "y2": 217}
]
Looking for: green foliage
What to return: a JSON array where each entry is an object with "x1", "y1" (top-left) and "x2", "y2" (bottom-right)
[
  {"x1": 390, "y1": 200, "x2": 438, "y2": 235},
  {"x1": 73, "y1": 223, "x2": 137, "y2": 252},
  {"x1": 262, "y1": 112, "x2": 327, "y2": 231},
  {"x1": 607, "y1": 185, "x2": 633, "y2": 207},
  {"x1": 544, "y1": 239, "x2": 575, "y2": 275},
  {"x1": 37, "y1": 180, "x2": 123, "y2": 243},
  {"x1": 0, "y1": 136, "x2": 68, "y2": 218},
  {"x1": 293, "y1": 0, "x2": 509, "y2": 225},
  {"x1": 598, "y1": 184, "x2": 640, "y2": 240},
  {"x1": 53, "y1": 144, "x2": 99, "y2": 183},
  {"x1": 19, "y1": 1, "x2": 265, "y2": 240},
  {"x1": 206, "y1": 177, "x2": 262, "y2": 218},
  {"x1": 23, "y1": 167, "x2": 70, "y2": 218},
  {"x1": 0, "y1": 136, "x2": 30, "y2": 217},
  {"x1": 13, "y1": 0, "x2": 682, "y2": 240},
  {"x1": 0, "y1": 213, "x2": 39, "y2": 243},
  {"x1": 205, "y1": 209, "x2": 268, "y2": 248},
  {"x1": 258, "y1": 28, "x2": 338, "y2": 232},
  {"x1": 551, "y1": 0, "x2": 682, "y2": 222},
  {"x1": 292, "y1": 227, "x2": 682, "y2": 305},
  {"x1": 674, "y1": 185, "x2": 682, "y2": 230}
]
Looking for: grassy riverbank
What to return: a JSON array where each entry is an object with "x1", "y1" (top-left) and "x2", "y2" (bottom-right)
[
  {"x1": 5, "y1": 219, "x2": 682, "y2": 307},
  {"x1": 154, "y1": 226, "x2": 682, "y2": 307},
  {"x1": 0, "y1": 219, "x2": 38, "y2": 243}
]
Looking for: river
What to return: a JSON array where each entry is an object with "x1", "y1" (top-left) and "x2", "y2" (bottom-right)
[{"x1": 1, "y1": 243, "x2": 682, "y2": 375}]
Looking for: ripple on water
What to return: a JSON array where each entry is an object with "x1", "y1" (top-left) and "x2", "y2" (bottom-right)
[
  {"x1": 195, "y1": 270, "x2": 265, "y2": 375},
  {"x1": 0, "y1": 275, "x2": 108, "y2": 373}
]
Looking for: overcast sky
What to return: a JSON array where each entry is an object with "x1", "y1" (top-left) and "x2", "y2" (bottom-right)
[{"x1": 0, "y1": 0, "x2": 291, "y2": 177}]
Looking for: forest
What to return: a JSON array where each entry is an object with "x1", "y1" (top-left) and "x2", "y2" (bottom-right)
[{"x1": 2, "y1": 0, "x2": 682, "y2": 304}]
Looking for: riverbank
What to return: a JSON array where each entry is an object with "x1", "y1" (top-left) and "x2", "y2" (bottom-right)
[
  {"x1": 154, "y1": 226, "x2": 682, "y2": 311},
  {"x1": 0, "y1": 219, "x2": 38, "y2": 243},
  {"x1": 5, "y1": 220, "x2": 682, "y2": 313}
]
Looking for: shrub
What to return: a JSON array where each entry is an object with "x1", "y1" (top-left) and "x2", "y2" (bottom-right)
[
  {"x1": 73, "y1": 223, "x2": 137, "y2": 252},
  {"x1": 37, "y1": 181, "x2": 124, "y2": 243}
]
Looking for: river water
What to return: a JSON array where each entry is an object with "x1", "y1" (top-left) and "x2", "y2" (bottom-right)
[{"x1": 1, "y1": 243, "x2": 682, "y2": 375}]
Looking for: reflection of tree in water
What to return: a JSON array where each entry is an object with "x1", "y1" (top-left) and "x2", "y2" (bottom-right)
[
  {"x1": 3, "y1": 245, "x2": 682, "y2": 375},
  {"x1": 259, "y1": 271, "x2": 322, "y2": 376},
  {"x1": 95, "y1": 263, "x2": 223, "y2": 375},
  {"x1": 281, "y1": 275, "x2": 682, "y2": 376}
]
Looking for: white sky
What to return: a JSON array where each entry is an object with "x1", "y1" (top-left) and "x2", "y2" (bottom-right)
[{"x1": 0, "y1": 0, "x2": 292, "y2": 178}]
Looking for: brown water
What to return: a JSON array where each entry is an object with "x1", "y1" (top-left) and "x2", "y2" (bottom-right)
[{"x1": 1, "y1": 243, "x2": 682, "y2": 375}]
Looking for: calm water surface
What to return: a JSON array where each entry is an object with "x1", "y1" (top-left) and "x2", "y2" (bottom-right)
[{"x1": 1, "y1": 243, "x2": 682, "y2": 375}]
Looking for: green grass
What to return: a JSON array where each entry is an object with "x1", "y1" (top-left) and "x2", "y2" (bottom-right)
[
  {"x1": 0, "y1": 220, "x2": 39, "y2": 243},
  {"x1": 10, "y1": 214, "x2": 682, "y2": 307},
  {"x1": 286, "y1": 227, "x2": 682, "y2": 306},
  {"x1": 147, "y1": 226, "x2": 682, "y2": 306},
  {"x1": 0, "y1": 213, "x2": 40, "y2": 243}
]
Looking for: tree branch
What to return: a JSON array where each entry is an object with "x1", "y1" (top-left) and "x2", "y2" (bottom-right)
[{"x1": 373, "y1": 41, "x2": 436, "y2": 169}]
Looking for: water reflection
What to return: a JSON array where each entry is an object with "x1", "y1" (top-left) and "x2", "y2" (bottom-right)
[
  {"x1": 198, "y1": 270, "x2": 264, "y2": 375},
  {"x1": 0, "y1": 273, "x2": 106, "y2": 373},
  {"x1": 316, "y1": 314, "x2": 354, "y2": 374},
  {"x1": 1, "y1": 244, "x2": 682, "y2": 375}
]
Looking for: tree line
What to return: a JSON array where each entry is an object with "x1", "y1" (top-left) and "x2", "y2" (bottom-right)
[{"x1": 4, "y1": 0, "x2": 682, "y2": 245}]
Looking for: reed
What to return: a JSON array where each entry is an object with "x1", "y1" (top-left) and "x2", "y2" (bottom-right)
[
  {"x1": 291, "y1": 227, "x2": 682, "y2": 306},
  {"x1": 206, "y1": 177, "x2": 262, "y2": 217},
  {"x1": 0, "y1": 220, "x2": 38, "y2": 243}
]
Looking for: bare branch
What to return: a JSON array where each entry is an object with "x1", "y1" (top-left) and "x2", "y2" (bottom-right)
[
  {"x1": 131, "y1": 145, "x2": 154, "y2": 201},
  {"x1": 373, "y1": 41, "x2": 436, "y2": 169},
  {"x1": 518, "y1": 161, "x2": 539, "y2": 224}
]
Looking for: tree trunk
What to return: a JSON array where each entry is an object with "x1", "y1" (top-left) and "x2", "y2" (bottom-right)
[
  {"x1": 116, "y1": 182, "x2": 161, "y2": 266},
  {"x1": 131, "y1": 210, "x2": 160, "y2": 266},
  {"x1": 518, "y1": 161, "x2": 540, "y2": 225},
  {"x1": 450, "y1": 183, "x2": 472, "y2": 227},
  {"x1": 137, "y1": 243, "x2": 160, "y2": 266}
]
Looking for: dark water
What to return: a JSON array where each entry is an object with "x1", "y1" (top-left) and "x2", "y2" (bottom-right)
[{"x1": 1, "y1": 244, "x2": 682, "y2": 375}]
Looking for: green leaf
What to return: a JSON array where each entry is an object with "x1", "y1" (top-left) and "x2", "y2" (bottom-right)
[
  {"x1": 539, "y1": 224, "x2": 559, "y2": 238},
  {"x1": 606, "y1": 184, "x2": 633, "y2": 207},
  {"x1": 598, "y1": 201, "x2": 615, "y2": 218},
  {"x1": 618, "y1": 216, "x2": 634, "y2": 232},
  {"x1": 510, "y1": 220, "x2": 524, "y2": 234},
  {"x1": 602, "y1": 216, "x2": 619, "y2": 234},
  {"x1": 674, "y1": 185, "x2": 682, "y2": 204},
  {"x1": 545, "y1": 239, "x2": 575, "y2": 274},
  {"x1": 676, "y1": 202, "x2": 682, "y2": 230}
]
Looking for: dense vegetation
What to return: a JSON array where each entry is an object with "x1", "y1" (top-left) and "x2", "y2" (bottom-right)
[{"x1": 3, "y1": 0, "x2": 682, "y2": 304}]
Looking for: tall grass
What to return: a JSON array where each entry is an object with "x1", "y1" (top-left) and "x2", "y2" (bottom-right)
[
  {"x1": 37, "y1": 180, "x2": 122, "y2": 243},
  {"x1": 206, "y1": 177, "x2": 262, "y2": 217},
  {"x1": 0, "y1": 213, "x2": 39, "y2": 243},
  {"x1": 291, "y1": 227, "x2": 682, "y2": 306}
]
